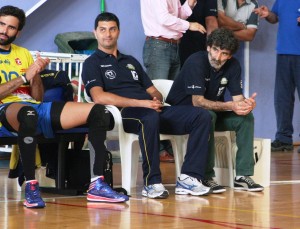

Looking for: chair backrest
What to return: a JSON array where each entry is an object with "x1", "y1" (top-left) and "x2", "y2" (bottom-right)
[{"x1": 152, "y1": 79, "x2": 174, "y2": 100}]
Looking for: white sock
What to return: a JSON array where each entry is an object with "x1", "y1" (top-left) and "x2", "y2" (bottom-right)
[{"x1": 235, "y1": 176, "x2": 244, "y2": 180}]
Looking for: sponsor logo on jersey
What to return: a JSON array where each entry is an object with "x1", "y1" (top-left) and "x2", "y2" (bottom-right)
[
  {"x1": 187, "y1": 85, "x2": 201, "y2": 89},
  {"x1": 15, "y1": 58, "x2": 22, "y2": 65},
  {"x1": 105, "y1": 70, "x2": 116, "y2": 79}
]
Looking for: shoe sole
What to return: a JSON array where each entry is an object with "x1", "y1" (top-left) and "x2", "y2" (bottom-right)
[
  {"x1": 234, "y1": 187, "x2": 264, "y2": 192},
  {"x1": 175, "y1": 188, "x2": 210, "y2": 196},
  {"x1": 271, "y1": 146, "x2": 293, "y2": 151},
  {"x1": 212, "y1": 188, "x2": 226, "y2": 194},
  {"x1": 23, "y1": 201, "x2": 46, "y2": 208},
  {"x1": 87, "y1": 194, "x2": 128, "y2": 203}
]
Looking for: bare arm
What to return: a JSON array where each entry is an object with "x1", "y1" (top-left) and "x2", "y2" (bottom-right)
[
  {"x1": 0, "y1": 54, "x2": 49, "y2": 101},
  {"x1": 146, "y1": 85, "x2": 163, "y2": 102},
  {"x1": 205, "y1": 16, "x2": 218, "y2": 35},
  {"x1": 192, "y1": 93, "x2": 257, "y2": 115},
  {"x1": 0, "y1": 77, "x2": 26, "y2": 100},
  {"x1": 233, "y1": 27, "x2": 257, "y2": 41},
  {"x1": 30, "y1": 74, "x2": 44, "y2": 101},
  {"x1": 253, "y1": 5, "x2": 278, "y2": 24},
  {"x1": 90, "y1": 86, "x2": 163, "y2": 112}
]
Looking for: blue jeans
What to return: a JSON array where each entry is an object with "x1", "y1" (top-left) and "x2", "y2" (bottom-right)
[
  {"x1": 275, "y1": 55, "x2": 300, "y2": 144},
  {"x1": 143, "y1": 37, "x2": 180, "y2": 80}
]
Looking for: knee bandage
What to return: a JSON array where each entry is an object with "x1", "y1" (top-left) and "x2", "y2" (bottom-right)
[
  {"x1": 17, "y1": 106, "x2": 38, "y2": 136},
  {"x1": 87, "y1": 104, "x2": 113, "y2": 131}
]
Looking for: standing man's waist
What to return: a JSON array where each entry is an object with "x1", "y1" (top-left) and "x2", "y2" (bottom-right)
[{"x1": 146, "y1": 36, "x2": 180, "y2": 44}]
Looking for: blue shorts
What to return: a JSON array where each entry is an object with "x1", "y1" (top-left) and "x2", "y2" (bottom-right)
[{"x1": 0, "y1": 102, "x2": 55, "y2": 138}]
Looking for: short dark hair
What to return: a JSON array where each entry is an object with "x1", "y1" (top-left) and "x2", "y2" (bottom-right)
[
  {"x1": 94, "y1": 12, "x2": 120, "y2": 30},
  {"x1": 207, "y1": 28, "x2": 239, "y2": 55},
  {"x1": 0, "y1": 5, "x2": 26, "y2": 31}
]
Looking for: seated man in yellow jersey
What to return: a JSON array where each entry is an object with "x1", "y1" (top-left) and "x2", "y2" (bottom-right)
[{"x1": 0, "y1": 5, "x2": 128, "y2": 208}]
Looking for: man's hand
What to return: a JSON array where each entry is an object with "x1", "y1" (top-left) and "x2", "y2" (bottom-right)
[
  {"x1": 26, "y1": 53, "x2": 50, "y2": 81},
  {"x1": 232, "y1": 93, "x2": 257, "y2": 115},
  {"x1": 189, "y1": 22, "x2": 206, "y2": 34},
  {"x1": 253, "y1": 6, "x2": 270, "y2": 18},
  {"x1": 143, "y1": 97, "x2": 163, "y2": 112}
]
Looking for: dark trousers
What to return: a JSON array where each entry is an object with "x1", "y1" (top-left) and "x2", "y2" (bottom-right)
[
  {"x1": 121, "y1": 105, "x2": 211, "y2": 186},
  {"x1": 275, "y1": 54, "x2": 300, "y2": 144}
]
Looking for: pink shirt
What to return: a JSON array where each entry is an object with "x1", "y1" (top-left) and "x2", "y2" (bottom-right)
[{"x1": 140, "y1": 0, "x2": 192, "y2": 40}]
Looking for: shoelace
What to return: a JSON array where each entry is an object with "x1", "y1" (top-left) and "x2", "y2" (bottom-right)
[
  {"x1": 206, "y1": 180, "x2": 218, "y2": 188},
  {"x1": 243, "y1": 176, "x2": 255, "y2": 186},
  {"x1": 187, "y1": 177, "x2": 203, "y2": 186}
]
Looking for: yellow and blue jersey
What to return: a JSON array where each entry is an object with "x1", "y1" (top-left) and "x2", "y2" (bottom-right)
[{"x1": 0, "y1": 44, "x2": 39, "y2": 104}]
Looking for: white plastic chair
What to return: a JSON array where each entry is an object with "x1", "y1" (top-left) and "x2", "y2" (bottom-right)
[{"x1": 84, "y1": 81, "x2": 187, "y2": 195}]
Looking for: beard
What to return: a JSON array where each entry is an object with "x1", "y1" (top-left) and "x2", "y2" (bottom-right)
[
  {"x1": 208, "y1": 52, "x2": 227, "y2": 70},
  {"x1": 0, "y1": 33, "x2": 17, "y2": 46}
]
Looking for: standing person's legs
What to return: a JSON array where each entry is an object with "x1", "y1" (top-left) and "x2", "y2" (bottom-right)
[
  {"x1": 294, "y1": 55, "x2": 300, "y2": 153},
  {"x1": 273, "y1": 55, "x2": 295, "y2": 149},
  {"x1": 143, "y1": 38, "x2": 179, "y2": 80},
  {"x1": 143, "y1": 38, "x2": 180, "y2": 161}
]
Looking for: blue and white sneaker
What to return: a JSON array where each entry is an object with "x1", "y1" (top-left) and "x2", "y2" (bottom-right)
[
  {"x1": 87, "y1": 176, "x2": 129, "y2": 203},
  {"x1": 142, "y1": 183, "x2": 169, "y2": 199},
  {"x1": 175, "y1": 174, "x2": 211, "y2": 196},
  {"x1": 23, "y1": 180, "x2": 46, "y2": 208}
]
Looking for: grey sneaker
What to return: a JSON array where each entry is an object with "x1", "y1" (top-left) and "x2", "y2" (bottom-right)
[
  {"x1": 142, "y1": 183, "x2": 169, "y2": 199},
  {"x1": 234, "y1": 176, "x2": 264, "y2": 192},
  {"x1": 175, "y1": 174, "x2": 211, "y2": 196},
  {"x1": 202, "y1": 179, "x2": 226, "y2": 194}
]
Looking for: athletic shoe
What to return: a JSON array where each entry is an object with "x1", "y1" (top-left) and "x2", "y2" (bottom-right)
[
  {"x1": 23, "y1": 180, "x2": 46, "y2": 208},
  {"x1": 271, "y1": 140, "x2": 293, "y2": 151},
  {"x1": 142, "y1": 183, "x2": 169, "y2": 199},
  {"x1": 175, "y1": 174, "x2": 211, "y2": 196},
  {"x1": 234, "y1": 176, "x2": 264, "y2": 192},
  {"x1": 87, "y1": 176, "x2": 129, "y2": 203},
  {"x1": 202, "y1": 179, "x2": 226, "y2": 194}
]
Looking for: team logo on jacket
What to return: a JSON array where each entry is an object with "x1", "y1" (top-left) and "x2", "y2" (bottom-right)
[
  {"x1": 126, "y1": 64, "x2": 135, "y2": 70},
  {"x1": 220, "y1": 77, "x2": 228, "y2": 85},
  {"x1": 131, "y1": 71, "x2": 138, "y2": 80},
  {"x1": 105, "y1": 70, "x2": 116, "y2": 79},
  {"x1": 15, "y1": 58, "x2": 22, "y2": 65}
]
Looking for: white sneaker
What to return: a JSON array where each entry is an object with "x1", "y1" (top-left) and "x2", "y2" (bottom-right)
[
  {"x1": 142, "y1": 183, "x2": 169, "y2": 199},
  {"x1": 175, "y1": 174, "x2": 211, "y2": 196}
]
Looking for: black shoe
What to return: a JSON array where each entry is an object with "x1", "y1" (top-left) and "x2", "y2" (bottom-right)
[
  {"x1": 271, "y1": 140, "x2": 293, "y2": 152},
  {"x1": 234, "y1": 176, "x2": 264, "y2": 192},
  {"x1": 202, "y1": 179, "x2": 226, "y2": 194}
]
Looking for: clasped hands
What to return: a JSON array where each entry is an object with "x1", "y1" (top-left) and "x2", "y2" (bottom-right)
[{"x1": 232, "y1": 93, "x2": 257, "y2": 115}]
